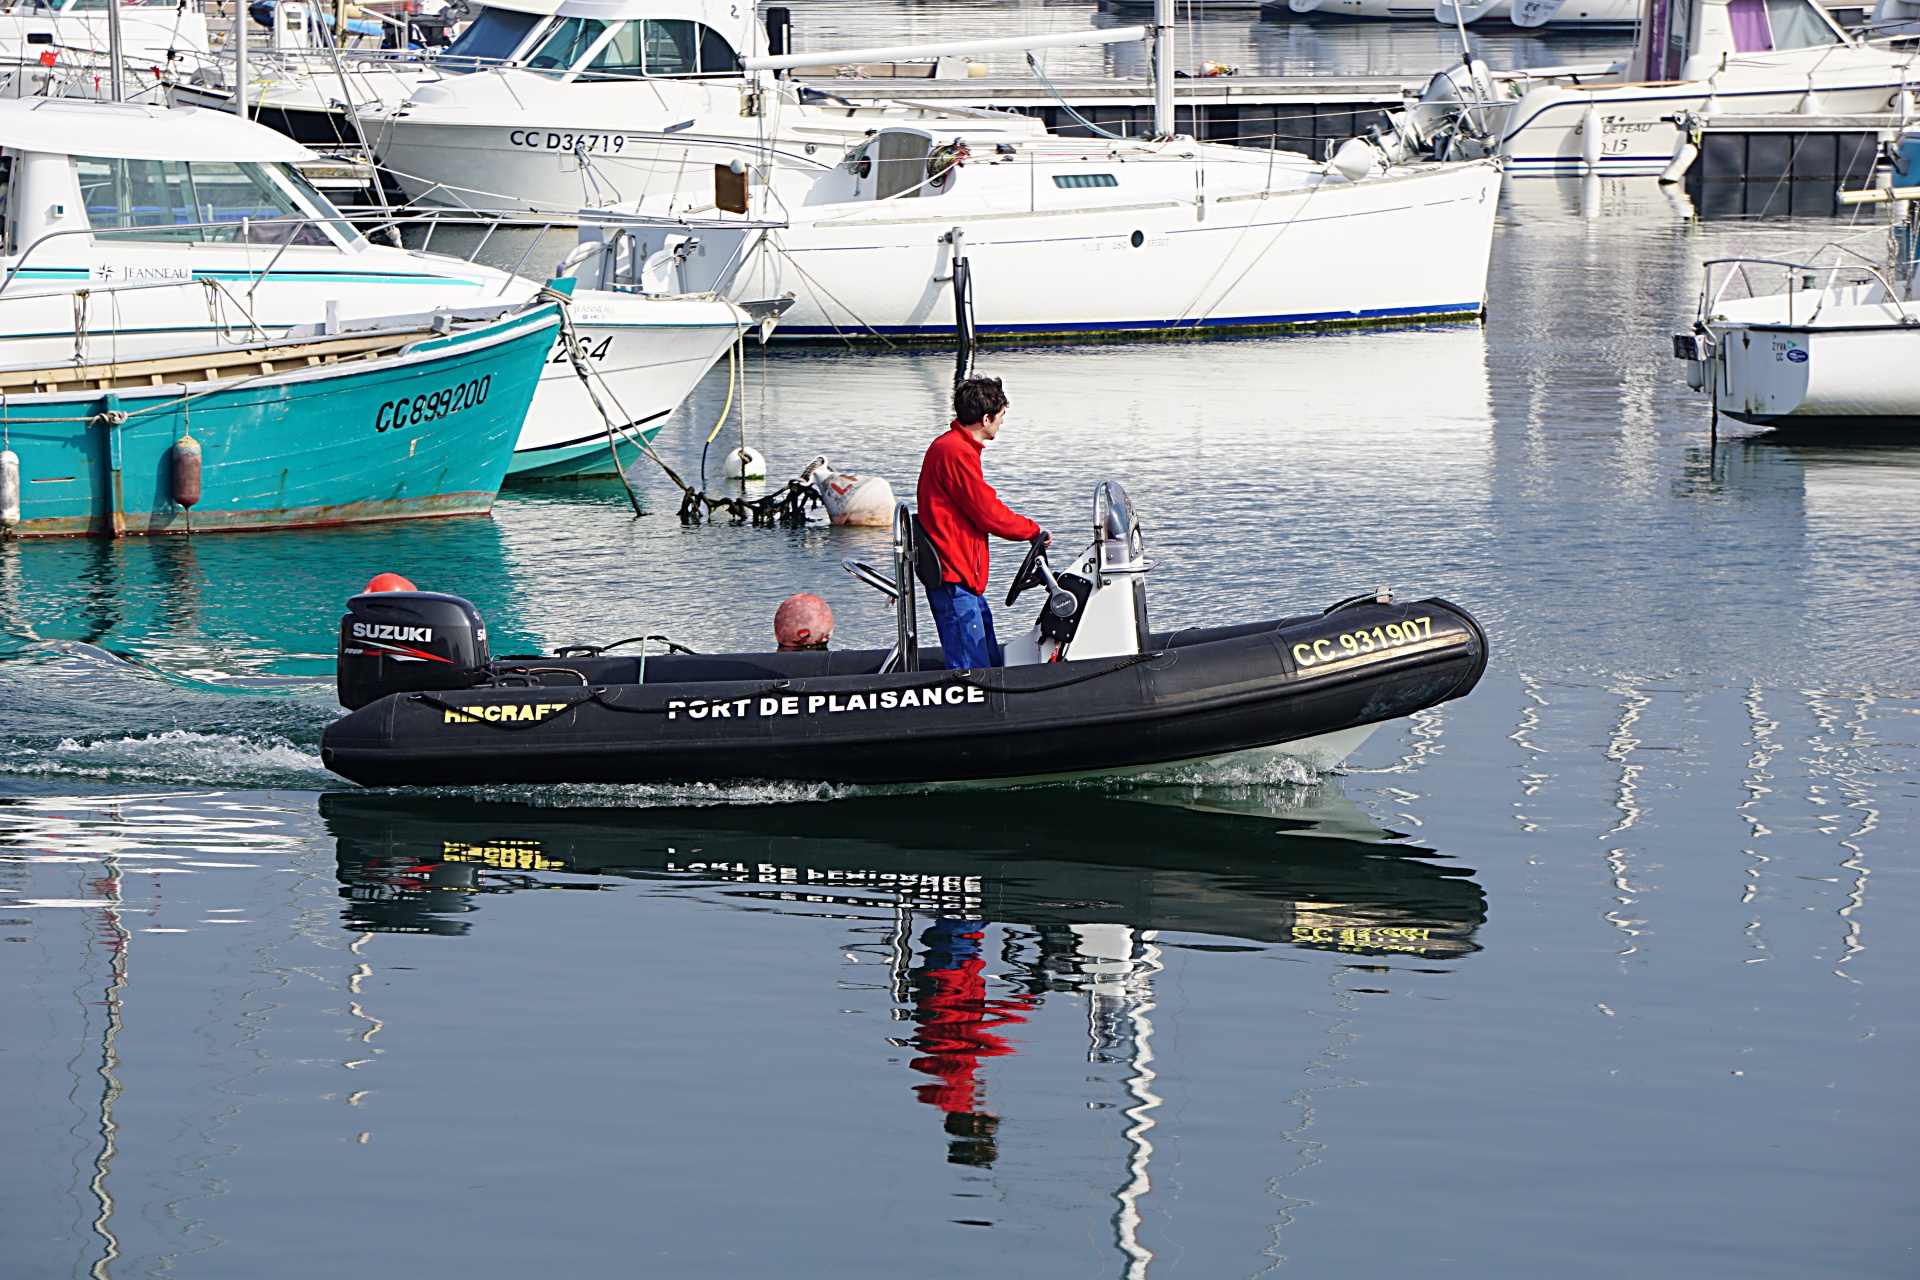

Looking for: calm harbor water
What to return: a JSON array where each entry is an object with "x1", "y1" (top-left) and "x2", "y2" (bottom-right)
[{"x1": 3, "y1": 65, "x2": 1917, "y2": 1280}]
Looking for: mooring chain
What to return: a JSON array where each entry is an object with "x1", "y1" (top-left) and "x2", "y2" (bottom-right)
[{"x1": 676, "y1": 478, "x2": 819, "y2": 527}]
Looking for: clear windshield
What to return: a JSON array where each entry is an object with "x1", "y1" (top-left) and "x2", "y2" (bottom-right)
[
  {"x1": 76, "y1": 156, "x2": 347, "y2": 247},
  {"x1": 438, "y1": 7, "x2": 544, "y2": 71},
  {"x1": 524, "y1": 16, "x2": 608, "y2": 76},
  {"x1": 1763, "y1": 0, "x2": 1842, "y2": 48},
  {"x1": 579, "y1": 20, "x2": 642, "y2": 81}
]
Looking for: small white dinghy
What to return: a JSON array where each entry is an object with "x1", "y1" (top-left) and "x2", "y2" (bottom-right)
[{"x1": 1675, "y1": 156, "x2": 1920, "y2": 440}]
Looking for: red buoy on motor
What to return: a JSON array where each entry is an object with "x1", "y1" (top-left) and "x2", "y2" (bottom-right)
[
  {"x1": 364, "y1": 573, "x2": 418, "y2": 593},
  {"x1": 775, "y1": 593, "x2": 833, "y2": 650}
]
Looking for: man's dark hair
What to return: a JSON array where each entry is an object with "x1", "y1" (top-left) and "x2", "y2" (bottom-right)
[{"x1": 953, "y1": 376, "x2": 1008, "y2": 427}]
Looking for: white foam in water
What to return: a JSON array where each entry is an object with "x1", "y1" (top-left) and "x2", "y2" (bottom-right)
[{"x1": 0, "y1": 730, "x2": 329, "y2": 785}]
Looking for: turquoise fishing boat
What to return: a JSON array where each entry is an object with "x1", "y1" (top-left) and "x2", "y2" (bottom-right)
[{"x1": 0, "y1": 303, "x2": 559, "y2": 538}]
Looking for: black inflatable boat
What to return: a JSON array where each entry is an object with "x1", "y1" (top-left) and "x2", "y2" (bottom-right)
[{"x1": 319, "y1": 483, "x2": 1488, "y2": 789}]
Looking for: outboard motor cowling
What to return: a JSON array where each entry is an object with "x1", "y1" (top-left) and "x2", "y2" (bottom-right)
[{"x1": 337, "y1": 591, "x2": 489, "y2": 710}]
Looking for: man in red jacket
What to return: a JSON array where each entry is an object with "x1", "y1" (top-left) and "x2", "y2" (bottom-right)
[{"x1": 916, "y1": 376, "x2": 1048, "y2": 670}]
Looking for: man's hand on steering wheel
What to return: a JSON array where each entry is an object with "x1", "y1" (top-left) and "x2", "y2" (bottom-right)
[{"x1": 1006, "y1": 529, "x2": 1053, "y2": 608}]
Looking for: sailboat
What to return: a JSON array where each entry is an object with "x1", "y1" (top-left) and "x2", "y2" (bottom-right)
[
  {"x1": 587, "y1": 120, "x2": 1500, "y2": 340},
  {"x1": 574, "y1": 0, "x2": 1501, "y2": 346}
]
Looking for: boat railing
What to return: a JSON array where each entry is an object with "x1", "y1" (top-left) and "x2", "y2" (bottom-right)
[
  {"x1": 342, "y1": 206, "x2": 770, "y2": 298},
  {"x1": 1700, "y1": 254, "x2": 1903, "y2": 328}
]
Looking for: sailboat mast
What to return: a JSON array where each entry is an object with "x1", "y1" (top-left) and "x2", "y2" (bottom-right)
[
  {"x1": 105, "y1": 0, "x2": 125, "y2": 102},
  {"x1": 235, "y1": 0, "x2": 250, "y2": 120},
  {"x1": 1152, "y1": 0, "x2": 1174, "y2": 138}
]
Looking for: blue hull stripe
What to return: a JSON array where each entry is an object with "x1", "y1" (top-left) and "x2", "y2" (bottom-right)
[{"x1": 773, "y1": 301, "x2": 1484, "y2": 339}]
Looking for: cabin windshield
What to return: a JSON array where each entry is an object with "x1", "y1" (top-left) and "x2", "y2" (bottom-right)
[
  {"x1": 575, "y1": 18, "x2": 743, "y2": 79},
  {"x1": 1728, "y1": 0, "x2": 1843, "y2": 51},
  {"x1": 74, "y1": 156, "x2": 355, "y2": 247},
  {"x1": 437, "y1": 6, "x2": 546, "y2": 70},
  {"x1": 525, "y1": 16, "x2": 609, "y2": 76}
]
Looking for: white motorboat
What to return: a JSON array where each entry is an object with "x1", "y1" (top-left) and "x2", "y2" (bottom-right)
[
  {"x1": 167, "y1": 0, "x2": 553, "y2": 147},
  {"x1": 1435, "y1": 0, "x2": 1641, "y2": 25},
  {"x1": 1276, "y1": 0, "x2": 1639, "y2": 25},
  {"x1": 1676, "y1": 168, "x2": 1920, "y2": 439},
  {"x1": 1276, "y1": 0, "x2": 1463, "y2": 24},
  {"x1": 0, "y1": 96, "x2": 747, "y2": 478},
  {"x1": 578, "y1": 123, "x2": 1501, "y2": 340},
  {"x1": 363, "y1": 0, "x2": 1132, "y2": 211},
  {"x1": 1476, "y1": 0, "x2": 1919, "y2": 174}
]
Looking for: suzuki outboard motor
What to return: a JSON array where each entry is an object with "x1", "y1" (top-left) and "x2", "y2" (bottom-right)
[{"x1": 337, "y1": 590, "x2": 490, "y2": 710}]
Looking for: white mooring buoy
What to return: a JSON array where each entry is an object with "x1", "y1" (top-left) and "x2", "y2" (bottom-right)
[
  {"x1": 723, "y1": 446, "x2": 767, "y2": 481},
  {"x1": 801, "y1": 456, "x2": 895, "y2": 526}
]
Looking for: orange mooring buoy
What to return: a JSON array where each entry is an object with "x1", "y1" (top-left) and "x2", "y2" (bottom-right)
[{"x1": 364, "y1": 573, "x2": 419, "y2": 593}]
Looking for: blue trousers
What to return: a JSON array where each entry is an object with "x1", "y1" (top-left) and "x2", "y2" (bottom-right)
[{"x1": 925, "y1": 583, "x2": 1001, "y2": 670}]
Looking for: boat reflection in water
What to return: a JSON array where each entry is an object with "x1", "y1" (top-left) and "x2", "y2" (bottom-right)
[{"x1": 324, "y1": 784, "x2": 1484, "y2": 1194}]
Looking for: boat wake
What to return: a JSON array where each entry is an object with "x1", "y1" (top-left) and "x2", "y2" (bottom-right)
[{"x1": 0, "y1": 729, "x2": 330, "y2": 788}]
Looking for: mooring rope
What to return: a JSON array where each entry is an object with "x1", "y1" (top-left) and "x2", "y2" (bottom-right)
[{"x1": 538, "y1": 283, "x2": 818, "y2": 527}]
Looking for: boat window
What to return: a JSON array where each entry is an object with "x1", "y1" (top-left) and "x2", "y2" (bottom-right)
[
  {"x1": 579, "y1": 20, "x2": 643, "y2": 80},
  {"x1": 1760, "y1": 0, "x2": 1842, "y2": 48},
  {"x1": 872, "y1": 132, "x2": 932, "y2": 200},
  {"x1": 75, "y1": 157, "x2": 335, "y2": 246},
  {"x1": 0, "y1": 154, "x2": 11, "y2": 256},
  {"x1": 1662, "y1": 0, "x2": 1692, "y2": 77},
  {"x1": 438, "y1": 7, "x2": 545, "y2": 70},
  {"x1": 1053, "y1": 173, "x2": 1118, "y2": 188},
  {"x1": 641, "y1": 19, "x2": 697, "y2": 75},
  {"x1": 271, "y1": 162, "x2": 365, "y2": 247},
  {"x1": 524, "y1": 16, "x2": 607, "y2": 76},
  {"x1": 698, "y1": 24, "x2": 741, "y2": 74}
]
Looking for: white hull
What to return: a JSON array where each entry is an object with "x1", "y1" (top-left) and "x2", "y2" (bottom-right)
[
  {"x1": 367, "y1": 68, "x2": 1049, "y2": 211},
  {"x1": 724, "y1": 161, "x2": 1499, "y2": 338},
  {"x1": 1287, "y1": 0, "x2": 1499, "y2": 21},
  {"x1": 609, "y1": 134, "x2": 1502, "y2": 340},
  {"x1": 1498, "y1": 50, "x2": 1916, "y2": 175},
  {"x1": 1706, "y1": 289, "x2": 1920, "y2": 432}
]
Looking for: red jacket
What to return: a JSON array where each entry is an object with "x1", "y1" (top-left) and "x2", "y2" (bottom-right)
[{"x1": 916, "y1": 423, "x2": 1039, "y2": 596}]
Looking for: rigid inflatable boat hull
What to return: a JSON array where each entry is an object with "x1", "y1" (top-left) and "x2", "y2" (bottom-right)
[{"x1": 321, "y1": 600, "x2": 1486, "y2": 789}]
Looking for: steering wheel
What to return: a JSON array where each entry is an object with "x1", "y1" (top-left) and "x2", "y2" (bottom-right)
[{"x1": 1006, "y1": 535, "x2": 1049, "y2": 608}]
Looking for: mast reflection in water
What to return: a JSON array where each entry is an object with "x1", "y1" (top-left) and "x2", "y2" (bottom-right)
[{"x1": 324, "y1": 783, "x2": 1485, "y2": 1258}]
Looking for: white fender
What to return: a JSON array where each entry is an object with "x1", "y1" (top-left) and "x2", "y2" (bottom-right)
[
  {"x1": 1329, "y1": 138, "x2": 1382, "y2": 182},
  {"x1": 1510, "y1": 0, "x2": 1565, "y2": 26},
  {"x1": 801, "y1": 457, "x2": 895, "y2": 526},
  {"x1": 1658, "y1": 140, "x2": 1699, "y2": 184},
  {"x1": 0, "y1": 448, "x2": 18, "y2": 531},
  {"x1": 1580, "y1": 106, "x2": 1602, "y2": 170},
  {"x1": 1288, "y1": 0, "x2": 1325, "y2": 14}
]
